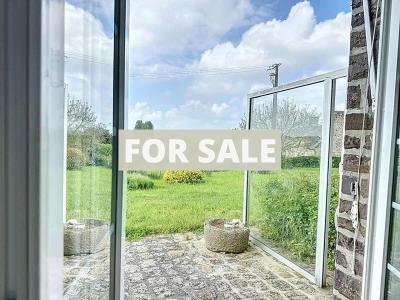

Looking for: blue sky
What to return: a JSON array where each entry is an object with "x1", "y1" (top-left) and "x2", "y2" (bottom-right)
[{"x1": 64, "y1": 0, "x2": 351, "y2": 129}]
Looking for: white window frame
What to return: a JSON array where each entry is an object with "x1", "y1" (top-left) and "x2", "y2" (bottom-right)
[
  {"x1": 243, "y1": 68, "x2": 347, "y2": 287},
  {"x1": 362, "y1": 0, "x2": 400, "y2": 298}
]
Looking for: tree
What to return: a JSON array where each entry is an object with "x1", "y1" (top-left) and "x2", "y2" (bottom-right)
[
  {"x1": 134, "y1": 120, "x2": 154, "y2": 129},
  {"x1": 67, "y1": 100, "x2": 97, "y2": 132},
  {"x1": 67, "y1": 99, "x2": 112, "y2": 163},
  {"x1": 239, "y1": 98, "x2": 321, "y2": 155}
]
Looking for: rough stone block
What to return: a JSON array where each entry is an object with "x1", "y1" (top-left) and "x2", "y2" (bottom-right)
[
  {"x1": 348, "y1": 52, "x2": 368, "y2": 81},
  {"x1": 364, "y1": 134, "x2": 373, "y2": 150},
  {"x1": 336, "y1": 250, "x2": 348, "y2": 268},
  {"x1": 337, "y1": 231, "x2": 365, "y2": 256},
  {"x1": 345, "y1": 113, "x2": 373, "y2": 130},
  {"x1": 347, "y1": 85, "x2": 362, "y2": 109},
  {"x1": 352, "y1": 0, "x2": 363, "y2": 9},
  {"x1": 337, "y1": 217, "x2": 355, "y2": 233},
  {"x1": 337, "y1": 217, "x2": 366, "y2": 238},
  {"x1": 339, "y1": 199, "x2": 353, "y2": 214},
  {"x1": 360, "y1": 177, "x2": 370, "y2": 198},
  {"x1": 342, "y1": 154, "x2": 370, "y2": 173},
  {"x1": 344, "y1": 135, "x2": 361, "y2": 149},
  {"x1": 350, "y1": 30, "x2": 366, "y2": 50},
  {"x1": 338, "y1": 199, "x2": 368, "y2": 224},
  {"x1": 354, "y1": 258, "x2": 364, "y2": 276},
  {"x1": 334, "y1": 269, "x2": 362, "y2": 300},
  {"x1": 352, "y1": 11, "x2": 365, "y2": 28},
  {"x1": 341, "y1": 175, "x2": 358, "y2": 196}
]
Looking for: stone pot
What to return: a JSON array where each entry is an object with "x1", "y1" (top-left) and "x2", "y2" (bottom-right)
[
  {"x1": 204, "y1": 219, "x2": 249, "y2": 253},
  {"x1": 64, "y1": 219, "x2": 109, "y2": 256}
]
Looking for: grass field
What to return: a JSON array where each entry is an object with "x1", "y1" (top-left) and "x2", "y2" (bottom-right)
[
  {"x1": 67, "y1": 166, "x2": 337, "y2": 265},
  {"x1": 66, "y1": 167, "x2": 243, "y2": 240},
  {"x1": 67, "y1": 166, "x2": 339, "y2": 269}
]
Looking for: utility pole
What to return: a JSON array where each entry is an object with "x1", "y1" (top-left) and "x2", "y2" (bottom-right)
[{"x1": 267, "y1": 63, "x2": 282, "y2": 129}]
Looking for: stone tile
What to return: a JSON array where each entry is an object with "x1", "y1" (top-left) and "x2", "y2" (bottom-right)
[{"x1": 64, "y1": 233, "x2": 333, "y2": 299}]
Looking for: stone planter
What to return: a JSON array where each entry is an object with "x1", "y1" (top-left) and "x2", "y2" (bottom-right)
[
  {"x1": 204, "y1": 219, "x2": 249, "y2": 253},
  {"x1": 64, "y1": 219, "x2": 109, "y2": 256}
]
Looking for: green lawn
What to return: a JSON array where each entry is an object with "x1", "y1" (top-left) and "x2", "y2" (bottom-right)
[
  {"x1": 66, "y1": 167, "x2": 243, "y2": 240},
  {"x1": 67, "y1": 166, "x2": 112, "y2": 221},
  {"x1": 66, "y1": 166, "x2": 338, "y2": 270}
]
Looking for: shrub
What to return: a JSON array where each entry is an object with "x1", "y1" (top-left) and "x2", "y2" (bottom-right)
[
  {"x1": 163, "y1": 170, "x2": 204, "y2": 184},
  {"x1": 127, "y1": 173, "x2": 154, "y2": 190},
  {"x1": 252, "y1": 169, "x2": 339, "y2": 270},
  {"x1": 332, "y1": 156, "x2": 341, "y2": 168},
  {"x1": 137, "y1": 171, "x2": 164, "y2": 180},
  {"x1": 67, "y1": 148, "x2": 86, "y2": 170},
  {"x1": 90, "y1": 143, "x2": 112, "y2": 167},
  {"x1": 282, "y1": 156, "x2": 320, "y2": 168},
  {"x1": 282, "y1": 156, "x2": 341, "y2": 169}
]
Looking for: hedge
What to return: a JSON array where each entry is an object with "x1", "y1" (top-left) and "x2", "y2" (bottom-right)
[
  {"x1": 282, "y1": 156, "x2": 341, "y2": 169},
  {"x1": 90, "y1": 143, "x2": 112, "y2": 167},
  {"x1": 137, "y1": 171, "x2": 164, "y2": 180},
  {"x1": 251, "y1": 168, "x2": 339, "y2": 270},
  {"x1": 163, "y1": 170, "x2": 204, "y2": 184},
  {"x1": 67, "y1": 147, "x2": 86, "y2": 170},
  {"x1": 127, "y1": 173, "x2": 154, "y2": 190}
]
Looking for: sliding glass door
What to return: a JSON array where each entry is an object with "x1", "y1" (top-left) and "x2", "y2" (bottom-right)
[
  {"x1": 244, "y1": 70, "x2": 347, "y2": 287},
  {"x1": 62, "y1": 1, "x2": 127, "y2": 299},
  {"x1": 386, "y1": 134, "x2": 400, "y2": 299}
]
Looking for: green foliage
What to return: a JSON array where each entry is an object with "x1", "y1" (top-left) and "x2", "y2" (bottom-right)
[
  {"x1": 127, "y1": 173, "x2": 154, "y2": 190},
  {"x1": 124, "y1": 170, "x2": 243, "y2": 240},
  {"x1": 332, "y1": 156, "x2": 341, "y2": 168},
  {"x1": 282, "y1": 156, "x2": 341, "y2": 169},
  {"x1": 67, "y1": 167, "x2": 340, "y2": 270},
  {"x1": 90, "y1": 143, "x2": 112, "y2": 167},
  {"x1": 282, "y1": 156, "x2": 320, "y2": 168},
  {"x1": 67, "y1": 100, "x2": 112, "y2": 162},
  {"x1": 252, "y1": 169, "x2": 339, "y2": 270},
  {"x1": 134, "y1": 120, "x2": 154, "y2": 129},
  {"x1": 163, "y1": 170, "x2": 204, "y2": 184},
  {"x1": 137, "y1": 171, "x2": 164, "y2": 179},
  {"x1": 67, "y1": 147, "x2": 86, "y2": 170}
]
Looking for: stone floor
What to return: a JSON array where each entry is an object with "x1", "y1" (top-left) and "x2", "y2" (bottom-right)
[{"x1": 64, "y1": 233, "x2": 333, "y2": 300}]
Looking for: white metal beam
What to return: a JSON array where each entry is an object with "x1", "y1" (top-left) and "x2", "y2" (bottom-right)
[
  {"x1": 315, "y1": 78, "x2": 336, "y2": 287},
  {"x1": 248, "y1": 68, "x2": 347, "y2": 99},
  {"x1": 362, "y1": 0, "x2": 400, "y2": 298}
]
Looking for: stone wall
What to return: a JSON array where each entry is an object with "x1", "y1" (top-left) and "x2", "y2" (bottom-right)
[
  {"x1": 333, "y1": 0, "x2": 379, "y2": 299},
  {"x1": 333, "y1": 111, "x2": 344, "y2": 157}
]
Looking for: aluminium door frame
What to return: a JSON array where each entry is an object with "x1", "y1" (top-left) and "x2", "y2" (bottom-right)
[
  {"x1": 111, "y1": 0, "x2": 130, "y2": 299},
  {"x1": 243, "y1": 68, "x2": 347, "y2": 287},
  {"x1": 362, "y1": 0, "x2": 400, "y2": 298}
]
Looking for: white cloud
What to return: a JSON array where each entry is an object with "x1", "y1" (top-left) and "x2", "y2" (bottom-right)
[
  {"x1": 211, "y1": 102, "x2": 230, "y2": 115},
  {"x1": 194, "y1": 1, "x2": 351, "y2": 75},
  {"x1": 179, "y1": 1, "x2": 351, "y2": 129},
  {"x1": 130, "y1": 0, "x2": 255, "y2": 65},
  {"x1": 65, "y1": 3, "x2": 113, "y2": 62},
  {"x1": 64, "y1": 0, "x2": 351, "y2": 130},
  {"x1": 64, "y1": 3, "x2": 114, "y2": 126},
  {"x1": 129, "y1": 102, "x2": 163, "y2": 127}
]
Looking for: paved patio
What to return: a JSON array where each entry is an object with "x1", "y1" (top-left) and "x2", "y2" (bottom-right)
[{"x1": 64, "y1": 233, "x2": 333, "y2": 299}]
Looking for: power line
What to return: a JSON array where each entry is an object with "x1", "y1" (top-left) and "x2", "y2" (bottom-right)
[{"x1": 64, "y1": 52, "x2": 268, "y2": 79}]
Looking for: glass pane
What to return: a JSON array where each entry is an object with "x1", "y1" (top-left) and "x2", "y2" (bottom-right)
[
  {"x1": 385, "y1": 90, "x2": 400, "y2": 296},
  {"x1": 394, "y1": 137, "x2": 400, "y2": 204},
  {"x1": 386, "y1": 270, "x2": 400, "y2": 300},
  {"x1": 327, "y1": 77, "x2": 346, "y2": 274},
  {"x1": 63, "y1": 1, "x2": 115, "y2": 299},
  {"x1": 388, "y1": 209, "x2": 400, "y2": 269},
  {"x1": 249, "y1": 82, "x2": 326, "y2": 274}
]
